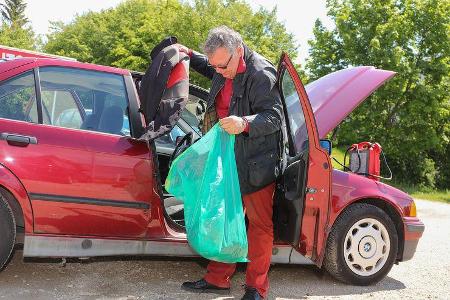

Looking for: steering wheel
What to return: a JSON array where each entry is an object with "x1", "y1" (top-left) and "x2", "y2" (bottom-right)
[{"x1": 169, "y1": 132, "x2": 193, "y2": 167}]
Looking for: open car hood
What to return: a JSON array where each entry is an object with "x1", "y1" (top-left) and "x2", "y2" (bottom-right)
[{"x1": 305, "y1": 66, "x2": 396, "y2": 139}]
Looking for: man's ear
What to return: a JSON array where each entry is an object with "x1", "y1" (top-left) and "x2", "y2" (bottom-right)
[{"x1": 237, "y1": 45, "x2": 244, "y2": 57}]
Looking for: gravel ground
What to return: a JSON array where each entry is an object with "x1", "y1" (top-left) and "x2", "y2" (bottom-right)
[{"x1": 0, "y1": 199, "x2": 448, "y2": 300}]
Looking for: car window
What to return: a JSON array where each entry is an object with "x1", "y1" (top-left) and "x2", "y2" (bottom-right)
[
  {"x1": 281, "y1": 69, "x2": 309, "y2": 154},
  {"x1": 0, "y1": 71, "x2": 38, "y2": 123},
  {"x1": 41, "y1": 90, "x2": 83, "y2": 129},
  {"x1": 155, "y1": 125, "x2": 185, "y2": 149},
  {"x1": 183, "y1": 94, "x2": 205, "y2": 135},
  {"x1": 39, "y1": 67, "x2": 131, "y2": 136},
  {"x1": 154, "y1": 93, "x2": 205, "y2": 149},
  {"x1": 181, "y1": 108, "x2": 200, "y2": 134}
]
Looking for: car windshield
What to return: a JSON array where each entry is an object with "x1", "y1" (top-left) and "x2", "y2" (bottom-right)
[
  {"x1": 182, "y1": 93, "x2": 205, "y2": 135},
  {"x1": 181, "y1": 108, "x2": 201, "y2": 135},
  {"x1": 154, "y1": 93, "x2": 205, "y2": 149}
]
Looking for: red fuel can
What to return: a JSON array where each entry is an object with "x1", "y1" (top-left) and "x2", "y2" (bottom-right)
[{"x1": 348, "y1": 142, "x2": 382, "y2": 181}]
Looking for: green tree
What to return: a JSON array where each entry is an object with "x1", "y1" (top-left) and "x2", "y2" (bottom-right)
[
  {"x1": 0, "y1": 0, "x2": 28, "y2": 27},
  {"x1": 306, "y1": 0, "x2": 450, "y2": 188},
  {"x1": 0, "y1": 0, "x2": 34, "y2": 49},
  {"x1": 44, "y1": 0, "x2": 298, "y2": 88},
  {"x1": 0, "y1": 23, "x2": 35, "y2": 49}
]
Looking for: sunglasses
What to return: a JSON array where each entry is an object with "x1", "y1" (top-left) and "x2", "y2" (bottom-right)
[{"x1": 208, "y1": 53, "x2": 233, "y2": 70}]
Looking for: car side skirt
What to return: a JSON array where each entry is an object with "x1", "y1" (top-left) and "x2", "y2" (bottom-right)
[{"x1": 23, "y1": 235, "x2": 313, "y2": 265}]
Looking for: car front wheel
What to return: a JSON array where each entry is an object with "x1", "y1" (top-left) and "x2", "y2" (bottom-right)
[
  {"x1": 324, "y1": 203, "x2": 398, "y2": 285},
  {"x1": 0, "y1": 194, "x2": 16, "y2": 271}
]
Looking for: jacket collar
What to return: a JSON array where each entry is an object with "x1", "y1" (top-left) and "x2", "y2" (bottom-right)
[
  {"x1": 239, "y1": 44, "x2": 253, "y2": 80},
  {"x1": 232, "y1": 44, "x2": 253, "y2": 94}
]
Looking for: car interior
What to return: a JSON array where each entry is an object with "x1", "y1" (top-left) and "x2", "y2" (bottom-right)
[{"x1": 153, "y1": 86, "x2": 207, "y2": 230}]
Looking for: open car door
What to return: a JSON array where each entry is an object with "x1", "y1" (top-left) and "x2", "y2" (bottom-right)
[{"x1": 274, "y1": 53, "x2": 332, "y2": 266}]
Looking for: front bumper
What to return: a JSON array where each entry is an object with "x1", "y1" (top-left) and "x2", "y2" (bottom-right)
[{"x1": 401, "y1": 218, "x2": 425, "y2": 261}]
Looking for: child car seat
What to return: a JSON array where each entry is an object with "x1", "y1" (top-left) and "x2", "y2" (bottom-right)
[{"x1": 138, "y1": 36, "x2": 190, "y2": 141}]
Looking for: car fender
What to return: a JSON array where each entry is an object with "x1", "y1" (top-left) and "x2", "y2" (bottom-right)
[
  {"x1": 0, "y1": 163, "x2": 33, "y2": 233},
  {"x1": 326, "y1": 170, "x2": 409, "y2": 242}
]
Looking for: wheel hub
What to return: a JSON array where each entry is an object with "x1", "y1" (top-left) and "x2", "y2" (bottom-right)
[
  {"x1": 359, "y1": 236, "x2": 377, "y2": 258},
  {"x1": 343, "y1": 218, "x2": 391, "y2": 276}
]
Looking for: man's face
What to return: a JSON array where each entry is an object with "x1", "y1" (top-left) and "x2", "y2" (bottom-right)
[{"x1": 207, "y1": 46, "x2": 243, "y2": 79}]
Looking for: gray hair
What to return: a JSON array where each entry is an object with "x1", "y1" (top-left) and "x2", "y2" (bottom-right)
[{"x1": 203, "y1": 25, "x2": 243, "y2": 56}]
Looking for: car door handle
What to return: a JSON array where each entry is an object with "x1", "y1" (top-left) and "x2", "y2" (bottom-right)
[{"x1": 0, "y1": 133, "x2": 38, "y2": 147}]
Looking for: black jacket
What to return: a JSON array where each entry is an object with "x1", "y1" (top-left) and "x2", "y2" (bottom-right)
[{"x1": 190, "y1": 45, "x2": 283, "y2": 195}]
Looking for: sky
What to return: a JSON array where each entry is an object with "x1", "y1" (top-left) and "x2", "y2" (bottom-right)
[{"x1": 24, "y1": 0, "x2": 334, "y2": 65}]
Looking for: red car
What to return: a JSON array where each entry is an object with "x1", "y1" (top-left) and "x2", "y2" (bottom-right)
[{"x1": 0, "y1": 47, "x2": 423, "y2": 285}]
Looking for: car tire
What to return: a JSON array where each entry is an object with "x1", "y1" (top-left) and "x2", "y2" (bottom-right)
[
  {"x1": 324, "y1": 203, "x2": 398, "y2": 285},
  {"x1": 0, "y1": 194, "x2": 16, "y2": 271}
]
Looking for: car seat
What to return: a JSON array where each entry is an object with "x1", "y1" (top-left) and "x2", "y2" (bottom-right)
[
  {"x1": 138, "y1": 36, "x2": 190, "y2": 141},
  {"x1": 163, "y1": 196, "x2": 185, "y2": 226},
  {"x1": 97, "y1": 105, "x2": 124, "y2": 135},
  {"x1": 80, "y1": 114, "x2": 100, "y2": 131}
]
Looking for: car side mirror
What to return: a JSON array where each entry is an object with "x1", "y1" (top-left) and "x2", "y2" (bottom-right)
[
  {"x1": 196, "y1": 101, "x2": 206, "y2": 115},
  {"x1": 175, "y1": 132, "x2": 192, "y2": 146},
  {"x1": 320, "y1": 139, "x2": 332, "y2": 155},
  {"x1": 175, "y1": 135, "x2": 185, "y2": 145}
]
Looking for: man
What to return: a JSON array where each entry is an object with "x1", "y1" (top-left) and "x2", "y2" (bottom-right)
[{"x1": 180, "y1": 25, "x2": 283, "y2": 300}]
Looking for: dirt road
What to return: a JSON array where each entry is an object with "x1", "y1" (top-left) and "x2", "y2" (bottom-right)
[{"x1": 0, "y1": 199, "x2": 448, "y2": 300}]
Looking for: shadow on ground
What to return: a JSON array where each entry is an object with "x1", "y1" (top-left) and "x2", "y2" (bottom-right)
[
  {"x1": 267, "y1": 264, "x2": 405, "y2": 299},
  {"x1": 3, "y1": 250, "x2": 406, "y2": 300}
]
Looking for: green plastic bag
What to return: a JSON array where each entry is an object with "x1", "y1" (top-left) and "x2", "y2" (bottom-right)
[{"x1": 165, "y1": 124, "x2": 248, "y2": 263}]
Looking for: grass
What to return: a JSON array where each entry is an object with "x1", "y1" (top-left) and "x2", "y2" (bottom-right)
[
  {"x1": 389, "y1": 184, "x2": 450, "y2": 203},
  {"x1": 329, "y1": 146, "x2": 450, "y2": 203},
  {"x1": 330, "y1": 146, "x2": 347, "y2": 170}
]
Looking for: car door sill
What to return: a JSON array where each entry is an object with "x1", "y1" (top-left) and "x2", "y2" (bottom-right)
[{"x1": 23, "y1": 235, "x2": 313, "y2": 265}]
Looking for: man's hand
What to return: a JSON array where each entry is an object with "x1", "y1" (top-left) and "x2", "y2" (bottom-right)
[
  {"x1": 219, "y1": 116, "x2": 246, "y2": 135},
  {"x1": 176, "y1": 43, "x2": 190, "y2": 55}
]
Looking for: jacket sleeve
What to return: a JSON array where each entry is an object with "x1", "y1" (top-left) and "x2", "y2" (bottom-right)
[
  {"x1": 244, "y1": 68, "x2": 283, "y2": 138},
  {"x1": 189, "y1": 50, "x2": 216, "y2": 80}
]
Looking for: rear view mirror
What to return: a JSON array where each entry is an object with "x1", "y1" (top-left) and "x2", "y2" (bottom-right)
[{"x1": 320, "y1": 139, "x2": 332, "y2": 155}]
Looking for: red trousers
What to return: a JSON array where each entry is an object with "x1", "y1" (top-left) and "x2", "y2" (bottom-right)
[{"x1": 204, "y1": 182, "x2": 275, "y2": 298}]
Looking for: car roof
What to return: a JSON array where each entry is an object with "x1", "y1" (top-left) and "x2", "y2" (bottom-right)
[
  {"x1": 0, "y1": 58, "x2": 35, "y2": 73},
  {"x1": 0, "y1": 58, "x2": 130, "y2": 76}
]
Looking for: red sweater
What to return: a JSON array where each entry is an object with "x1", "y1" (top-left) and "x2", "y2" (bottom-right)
[
  {"x1": 216, "y1": 55, "x2": 249, "y2": 132},
  {"x1": 188, "y1": 49, "x2": 249, "y2": 132},
  {"x1": 216, "y1": 55, "x2": 246, "y2": 118}
]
